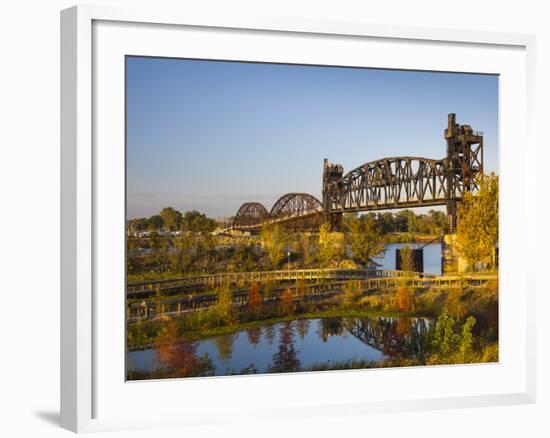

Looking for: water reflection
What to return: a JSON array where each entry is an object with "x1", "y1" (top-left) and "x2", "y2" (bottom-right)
[
  {"x1": 213, "y1": 333, "x2": 236, "y2": 364},
  {"x1": 268, "y1": 322, "x2": 301, "y2": 373},
  {"x1": 296, "y1": 319, "x2": 310, "y2": 340},
  {"x1": 346, "y1": 316, "x2": 430, "y2": 359},
  {"x1": 128, "y1": 315, "x2": 434, "y2": 377},
  {"x1": 246, "y1": 327, "x2": 262, "y2": 348},
  {"x1": 317, "y1": 317, "x2": 345, "y2": 342},
  {"x1": 264, "y1": 324, "x2": 276, "y2": 345}
]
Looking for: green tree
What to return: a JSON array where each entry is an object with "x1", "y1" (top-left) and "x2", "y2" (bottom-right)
[
  {"x1": 294, "y1": 232, "x2": 314, "y2": 267},
  {"x1": 460, "y1": 316, "x2": 477, "y2": 358},
  {"x1": 128, "y1": 217, "x2": 148, "y2": 233},
  {"x1": 230, "y1": 244, "x2": 257, "y2": 272},
  {"x1": 195, "y1": 235, "x2": 215, "y2": 272},
  {"x1": 263, "y1": 279, "x2": 276, "y2": 302},
  {"x1": 182, "y1": 210, "x2": 217, "y2": 234},
  {"x1": 146, "y1": 214, "x2": 164, "y2": 231},
  {"x1": 432, "y1": 309, "x2": 460, "y2": 357},
  {"x1": 427, "y1": 209, "x2": 448, "y2": 234},
  {"x1": 215, "y1": 284, "x2": 234, "y2": 325},
  {"x1": 126, "y1": 236, "x2": 143, "y2": 274},
  {"x1": 160, "y1": 207, "x2": 183, "y2": 231},
  {"x1": 171, "y1": 234, "x2": 196, "y2": 274},
  {"x1": 399, "y1": 245, "x2": 415, "y2": 272},
  {"x1": 149, "y1": 231, "x2": 171, "y2": 272},
  {"x1": 345, "y1": 214, "x2": 385, "y2": 266},
  {"x1": 318, "y1": 222, "x2": 344, "y2": 267},
  {"x1": 261, "y1": 223, "x2": 287, "y2": 268},
  {"x1": 340, "y1": 280, "x2": 363, "y2": 308},
  {"x1": 456, "y1": 174, "x2": 499, "y2": 270}
]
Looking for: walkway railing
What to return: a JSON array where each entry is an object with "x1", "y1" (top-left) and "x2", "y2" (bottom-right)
[
  {"x1": 127, "y1": 268, "x2": 435, "y2": 295},
  {"x1": 127, "y1": 273, "x2": 497, "y2": 322}
]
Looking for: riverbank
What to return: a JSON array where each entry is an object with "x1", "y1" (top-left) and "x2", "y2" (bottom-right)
[
  {"x1": 127, "y1": 283, "x2": 498, "y2": 351},
  {"x1": 128, "y1": 306, "x2": 417, "y2": 351},
  {"x1": 127, "y1": 292, "x2": 499, "y2": 379}
]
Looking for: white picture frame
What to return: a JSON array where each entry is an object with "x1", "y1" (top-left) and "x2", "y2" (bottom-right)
[{"x1": 60, "y1": 4, "x2": 536, "y2": 433}]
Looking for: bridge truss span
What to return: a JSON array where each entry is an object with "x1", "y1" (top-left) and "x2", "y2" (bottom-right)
[
  {"x1": 232, "y1": 202, "x2": 269, "y2": 229},
  {"x1": 231, "y1": 114, "x2": 483, "y2": 232},
  {"x1": 328, "y1": 156, "x2": 449, "y2": 213},
  {"x1": 270, "y1": 192, "x2": 323, "y2": 219},
  {"x1": 232, "y1": 193, "x2": 323, "y2": 232}
]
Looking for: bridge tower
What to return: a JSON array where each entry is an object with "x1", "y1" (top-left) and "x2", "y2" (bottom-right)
[
  {"x1": 322, "y1": 158, "x2": 344, "y2": 231},
  {"x1": 444, "y1": 113, "x2": 484, "y2": 232}
]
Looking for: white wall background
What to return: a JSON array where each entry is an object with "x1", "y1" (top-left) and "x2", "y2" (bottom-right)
[{"x1": 0, "y1": 0, "x2": 546, "y2": 436}]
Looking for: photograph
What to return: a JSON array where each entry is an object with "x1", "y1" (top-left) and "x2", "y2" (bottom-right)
[{"x1": 124, "y1": 57, "x2": 499, "y2": 380}]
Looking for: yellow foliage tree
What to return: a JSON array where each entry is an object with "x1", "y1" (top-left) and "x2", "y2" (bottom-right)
[
  {"x1": 261, "y1": 223, "x2": 287, "y2": 268},
  {"x1": 455, "y1": 173, "x2": 499, "y2": 270},
  {"x1": 318, "y1": 223, "x2": 344, "y2": 267}
]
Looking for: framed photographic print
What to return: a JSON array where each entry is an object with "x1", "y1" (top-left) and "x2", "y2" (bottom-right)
[{"x1": 61, "y1": 5, "x2": 536, "y2": 432}]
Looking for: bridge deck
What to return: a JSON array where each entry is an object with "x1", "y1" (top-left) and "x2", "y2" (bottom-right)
[{"x1": 127, "y1": 268, "x2": 435, "y2": 295}]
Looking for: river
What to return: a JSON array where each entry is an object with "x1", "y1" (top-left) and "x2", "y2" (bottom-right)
[{"x1": 127, "y1": 316, "x2": 433, "y2": 377}]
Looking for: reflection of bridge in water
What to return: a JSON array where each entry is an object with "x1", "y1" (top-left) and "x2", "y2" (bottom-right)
[
  {"x1": 319, "y1": 316, "x2": 431, "y2": 358},
  {"x1": 231, "y1": 114, "x2": 483, "y2": 233}
]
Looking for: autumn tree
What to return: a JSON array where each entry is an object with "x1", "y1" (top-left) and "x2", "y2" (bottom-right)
[
  {"x1": 396, "y1": 286, "x2": 414, "y2": 312},
  {"x1": 318, "y1": 222, "x2": 344, "y2": 267},
  {"x1": 261, "y1": 223, "x2": 287, "y2": 268},
  {"x1": 247, "y1": 282, "x2": 263, "y2": 313},
  {"x1": 155, "y1": 320, "x2": 213, "y2": 377},
  {"x1": 280, "y1": 288, "x2": 295, "y2": 316},
  {"x1": 345, "y1": 214, "x2": 385, "y2": 266},
  {"x1": 455, "y1": 173, "x2": 499, "y2": 270}
]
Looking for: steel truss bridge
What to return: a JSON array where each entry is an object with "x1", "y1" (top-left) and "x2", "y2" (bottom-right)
[{"x1": 231, "y1": 114, "x2": 483, "y2": 232}]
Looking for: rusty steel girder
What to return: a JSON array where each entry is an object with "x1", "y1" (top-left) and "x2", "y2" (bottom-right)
[
  {"x1": 325, "y1": 156, "x2": 449, "y2": 213},
  {"x1": 269, "y1": 193, "x2": 323, "y2": 219},
  {"x1": 232, "y1": 194, "x2": 323, "y2": 231},
  {"x1": 232, "y1": 202, "x2": 269, "y2": 228}
]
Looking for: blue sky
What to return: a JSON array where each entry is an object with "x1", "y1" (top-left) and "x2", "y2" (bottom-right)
[{"x1": 126, "y1": 57, "x2": 498, "y2": 219}]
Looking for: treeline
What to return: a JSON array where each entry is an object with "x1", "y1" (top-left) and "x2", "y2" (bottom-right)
[
  {"x1": 128, "y1": 207, "x2": 218, "y2": 234},
  {"x1": 127, "y1": 207, "x2": 450, "y2": 279},
  {"x1": 352, "y1": 209, "x2": 448, "y2": 236}
]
